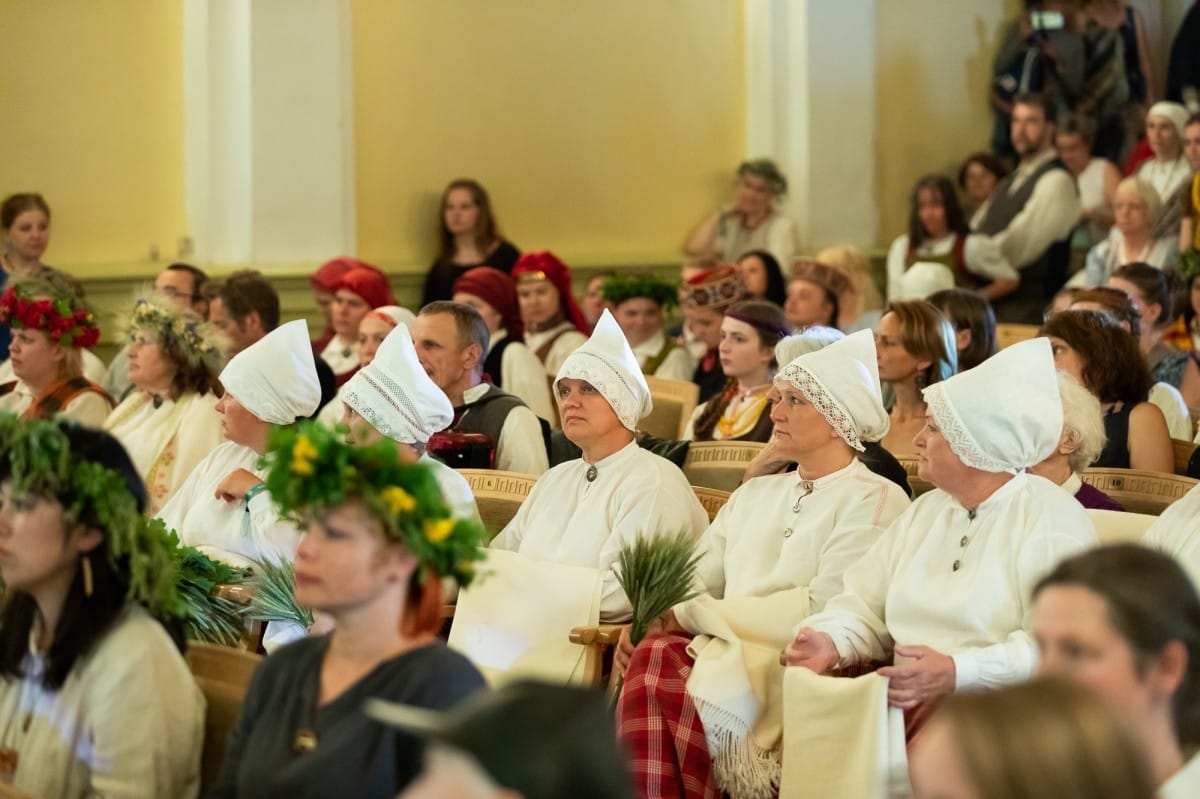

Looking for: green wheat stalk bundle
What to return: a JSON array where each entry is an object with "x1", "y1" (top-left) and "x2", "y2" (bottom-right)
[
  {"x1": 177, "y1": 547, "x2": 251, "y2": 646},
  {"x1": 244, "y1": 558, "x2": 315, "y2": 631},
  {"x1": 617, "y1": 529, "x2": 703, "y2": 648}
]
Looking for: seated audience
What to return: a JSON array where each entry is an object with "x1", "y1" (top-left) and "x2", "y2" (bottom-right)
[
  {"x1": 579, "y1": 271, "x2": 613, "y2": 331},
  {"x1": 784, "y1": 338, "x2": 1096, "y2": 729},
  {"x1": 103, "y1": 298, "x2": 224, "y2": 515},
  {"x1": 1109, "y1": 262, "x2": 1200, "y2": 415},
  {"x1": 1039, "y1": 309, "x2": 1173, "y2": 472},
  {"x1": 340, "y1": 323, "x2": 479, "y2": 522},
  {"x1": 0, "y1": 418, "x2": 203, "y2": 798},
  {"x1": 491, "y1": 310, "x2": 709, "y2": 622},
  {"x1": 815, "y1": 244, "x2": 884, "y2": 331},
  {"x1": 512, "y1": 251, "x2": 589, "y2": 376},
  {"x1": 786, "y1": 260, "x2": 846, "y2": 331},
  {"x1": 1176, "y1": 113, "x2": 1200, "y2": 252},
  {"x1": 1032, "y1": 544, "x2": 1200, "y2": 797},
  {"x1": 317, "y1": 305, "x2": 413, "y2": 428},
  {"x1": 1029, "y1": 373, "x2": 1123, "y2": 510},
  {"x1": 974, "y1": 93, "x2": 1082, "y2": 323},
  {"x1": 957, "y1": 152, "x2": 1007, "y2": 221},
  {"x1": 734, "y1": 249, "x2": 787, "y2": 307},
  {"x1": 886, "y1": 174, "x2": 1018, "y2": 301},
  {"x1": 211, "y1": 423, "x2": 486, "y2": 798},
  {"x1": 1136, "y1": 102, "x2": 1192, "y2": 205},
  {"x1": 422, "y1": 178, "x2": 521, "y2": 305},
  {"x1": 616, "y1": 330, "x2": 910, "y2": 798},
  {"x1": 1075, "y1": 177, "x2": 1176, "y2": 286},
  {"x1": 602, "y1": 274, "x2": 695, "y2": 382},
  {"x1": 321, "y1": 264, "x2": 395, "y2": 386},
  {"x1": 683, "y1": 158, "x2": 796, "y2": 269},
  {"x1": 0, "y1": 276, "x2": 110, "y2": 426},
  {"x1": 679, "y1": 265, "x2": 747, "y2": 403},
  {"x1": 927, "y1": 288, "x2": 998, "y2": 371},
  {"x1": 156, "y1": 320, "x2": 322, "y2": 567},
  {"x1": 1056, "y1": 112, "x2": 1121, "y2": 246},
  {"x1": 875, "y1": 300, "x2": 958, "y2": 457},
  {"x1": 376, "y1": 681, "x2": 634, "y2": 799},
  {"x1": 684, "y1": 300, "x2": 788, "y2": 442},
  {"x1": 910, "y1": 678, "x2": 1157, "y2": 799},
  {"x1": 453, "y1": 266, "x2": 554, "y2": 422},
  {"x1": 414, "y1": 302, "x2": 549, "y2": 476},
  {"x1": 207, "y1": 270, "x2": 282, "y2": 356}
]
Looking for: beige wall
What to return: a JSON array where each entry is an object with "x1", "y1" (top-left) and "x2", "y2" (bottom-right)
[
  {"x1": 873, "y1": 0, "x2": 1022, "y2": 246},
  {"x1": 350, "y1": 0, "x2": 745, "y2": 272}
]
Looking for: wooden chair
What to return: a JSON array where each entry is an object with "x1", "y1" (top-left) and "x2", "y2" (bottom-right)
[
  {"x1": 641, "y1": 375, "x2": 700, "y2": 440},
  {"x1": 185, "y1": 642, "x2": 263, "y2": 790},
  {"x1": 569, "y1": 623, "x2": 627, "y2": 690},
  {"x1": 459, "y1": 469, "x2": 540, "y2": 540},
  {"x1": 691, "y1": 486, "x2": 732, "y2": 522},
  {"x1": 682, "y1": 440, "x2": 767, "y2": 492},
  {"x1": 1080, "y1": 468, "x2": 1199, "y2": 515},
  {"x1": 895, "y1": 456, "x2": 935, "y2": 497},
  {"x1": 995, "y1": 323, "x2": 1039, "y2": 349},
  {"x1": 1086, "y1": 509, "x2": 1157, "y2": 545},
  {"x1": 1173, "y1": 438, "x2": 1199, "y2": 477},
  {"x1": 212, "y1": 583, "x2": 266, "y2": 653}
]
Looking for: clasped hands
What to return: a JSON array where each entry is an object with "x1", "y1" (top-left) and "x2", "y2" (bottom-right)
[{"x1": 780, "y1": 627, "x2": 956, "y2": 708}]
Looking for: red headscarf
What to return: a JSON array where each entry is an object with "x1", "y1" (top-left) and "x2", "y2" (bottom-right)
[
  {"x1": 453, "y1": 267, "x2": 523, "y2": 341},
  {"x1": 310, "y1": 257, "x2": 369, "y2": 294},
  {"x1": 511, "y1": 251, "x2": 588, "y2": 334},
  {"x1": 335, "y1": 266, "x2": 396, "y2": 309}
]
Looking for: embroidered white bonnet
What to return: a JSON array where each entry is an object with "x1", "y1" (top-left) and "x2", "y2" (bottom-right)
[
  {"x1": 554, "y1": 309, "x2": 652, "y2": 432},
  {"x1": 220, "y1": 319, "x2": 322, "y2": 424}
]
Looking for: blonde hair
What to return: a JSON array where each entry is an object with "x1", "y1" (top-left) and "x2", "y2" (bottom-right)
[
  {"x1": 1057, "y1": 372, "x2": 1105, "y2": 473},
  {"x1": 929, "y1": 677, "x2": 1156, "y2": 799},
  {"x1": 815, "y1": 244, "x2": 883, "y2": 319},
  {"x1": 1115, "y1": 176, "x2": 1163, "y2": 226}
]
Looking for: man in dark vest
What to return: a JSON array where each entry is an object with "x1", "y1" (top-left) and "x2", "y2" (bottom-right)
[
  {"x1": 975, "y1": 92, "x2": 1081, "y2": 323},
  {"x1": 413, "y1": 301, "x2": 549, "y2": 476}
]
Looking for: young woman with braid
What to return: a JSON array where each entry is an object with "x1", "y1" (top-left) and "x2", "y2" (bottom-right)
[{"x1": 684, "y1": 301, "x2": 789, "y2": 442}]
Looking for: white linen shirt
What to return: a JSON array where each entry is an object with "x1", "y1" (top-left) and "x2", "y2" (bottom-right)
[
  {"x1": 973, "y1": 149, "x2": 1082, "y2": 270},
  {"x1": 885, "y1": 232, "x2": 1018, "y2": 299},
  {"x1": 803, "y1": 473, "x2": 1096, "y2": 690},
  {"x1": 631, "y1": 330, "x2": 696, "y2": 383},
  {"x1": 0, "y1": 381, "x2": 111, "y2": 427},
  {"x1": 1143, "y1": 482, "x2": 1200, "y2": 589},
  {"x1": 1161, "y1": 753, "x2": 1200, "y2": 799},
  {"x1": 523, "y1": 322, "x2": 587, "y2": 377},
  {"x1": 458, "y1": 383, "x2": 549, "y2": 476},
  {"x1": 693, "y1": 459, "x2": 910, "y2": 612},
  {"x1": 489, "y1": 330, "x2": 555, "y2": 423},
  {"x1": 491, "y1": 440, "x2": 710, "y2": 621}
]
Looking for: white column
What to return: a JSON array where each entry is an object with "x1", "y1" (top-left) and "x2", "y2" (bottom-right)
[
  {"x1": 743, "y1": 0, "x2": 877, "y2": 253},
  {"x1": 182, "y1": 0, "x2": 355, "y2": 266}
]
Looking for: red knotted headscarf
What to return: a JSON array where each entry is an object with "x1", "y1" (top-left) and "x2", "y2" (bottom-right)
[
  {"x1": 511, "y1": 251, "x2": 588, "y2": 334},
  {"x1": 336, "y1": 266, "x2": 396, "y2": 309},
  {"x1": 453, "y1": 266, "x2": 523, "y2": 341},
  {"x1": 310, "y1": 257, "x2": 369, "y2": 294}
]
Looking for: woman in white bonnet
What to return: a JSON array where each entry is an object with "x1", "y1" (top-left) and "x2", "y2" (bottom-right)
[
  {"x1": 784, "y1": 337, "x2": 1096, "y2": 738},
  {"x1": 1136, "y1": 102, "x2": 1192, "y2": 203}
]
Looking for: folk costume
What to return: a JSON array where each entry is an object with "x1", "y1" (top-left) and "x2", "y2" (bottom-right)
[
  {"x1": 603, "y1": 274, "x2": 696, "y2": 383},
  {"x1": 316, "y1": 305, "x2": 414, "y2": 429},
  {"x1": 319, "y1": 265, "x2": 395, "y2": 387},
  {"x1": 511, "y1": 251, "x2": 589, "y2": 377},
  {"x1": 681, "y1": 266, "x2": 747, "y2": 406}
]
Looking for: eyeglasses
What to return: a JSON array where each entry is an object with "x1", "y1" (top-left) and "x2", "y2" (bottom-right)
[{"x1": 158, "y1": 286, "x2": 197, "y2": 302}]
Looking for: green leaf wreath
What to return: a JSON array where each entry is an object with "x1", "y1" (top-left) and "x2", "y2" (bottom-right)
[
  {"x1": 260, "y1": 420, "x2": 487, "y2": 588},
  {"x1": 601, "y1": 273, "x2": 680, "y2": 310}
]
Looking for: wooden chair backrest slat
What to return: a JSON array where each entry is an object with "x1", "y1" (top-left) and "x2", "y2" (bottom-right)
[
  {"x1": 682, "y1": 441, "x2": 766, "y2": 492},
  {"x1": 642, "y1": 375, "x2": 700, "y2": 440},
  {"x1": 460, "y1": 469, "x2": 540, "y2": 539},
  {"x1": 1080, "y1": 468, "x2": 1199, "y2": 515},
  {"x1": 186, "y1": 642, "x2": 262, "y2": 791}
]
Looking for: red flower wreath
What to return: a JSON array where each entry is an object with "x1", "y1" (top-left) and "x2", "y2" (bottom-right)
[{"x1": 0, "y1": 285, "x2": 101, "y2": 349}]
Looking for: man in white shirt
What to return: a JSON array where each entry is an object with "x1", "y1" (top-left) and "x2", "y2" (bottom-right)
[
  {"x1": 413, "y1": 301, "x2": 549, "y2": 476},
  {"x1": 491, "y1": 309, "x2": 710, "y2": 622},
  {"x1": 974, "y1": 92, "x2": 1082, "y2": 323}
]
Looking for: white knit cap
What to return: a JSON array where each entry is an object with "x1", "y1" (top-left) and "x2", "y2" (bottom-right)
[
  {"x1": 774, "y1": 329, "x2": 889, "y2": 452},
  {"x1": 220, "y1": 319, "x2": 321, "y2": 424},
  {"x1": 896, "y1": 262, "x2": 955, "y2": 300},
  {"x1": 554, "y1": 309, "x2": 652, "y2": 432},
  {"x1": 774, "y1": 326, "x2": 844, "y2": 367},
  {"x1": 341, "y1": 324, "x2": 452, "y2": 444},
  {"x1": 1147, "y1": 101, "x2": 1191, "y2": 135},
  {"x1": 922, "y1": 337, "x2": 1062, "y2": 473}
]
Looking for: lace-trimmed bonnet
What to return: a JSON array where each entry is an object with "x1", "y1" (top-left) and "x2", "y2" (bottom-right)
[
  {"x1": 220, "y1": 319, "x2": 322, "y2": 424},
  {"x1": 342, "y1": 323, "x2": 452, "y2": 444},
  {"x1": 774, "y1": 326, "x2": 844, "y2": 367},
  {"x1": 774, "y1": 328, "x2": 888, "y2": 452},
  {"x1": 554, "y1": 308, "x2": 652, "y2": 432},
  {"x1": 921, "y1": 336, "x2": 1062, "y2": 473}
]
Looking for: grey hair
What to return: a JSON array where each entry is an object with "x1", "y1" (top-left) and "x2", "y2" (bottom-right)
[
  {"x1": 1058, "y1": 372, "x2": 1106, "y2": 474},
  {"x1": 1115, "y1": 176, "x2": 1164, "y2": 227}
]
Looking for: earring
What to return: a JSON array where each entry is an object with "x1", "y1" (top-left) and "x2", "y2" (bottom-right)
[{"x1": 81, "y1": 556, "x2": 94, "y2": 598}]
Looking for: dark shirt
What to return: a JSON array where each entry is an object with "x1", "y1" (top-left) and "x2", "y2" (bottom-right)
[
  {"x1": 1096, "y1": 403, "x2": 1133, "y2": 469},
  {"x1": 422, "y1": 239, "x2": 521, "y2": 305},
  {"x1": 211, "y1": 637, "x2": 484, "y2": 799}
]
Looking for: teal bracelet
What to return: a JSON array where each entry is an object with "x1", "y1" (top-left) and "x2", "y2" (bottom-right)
[{"x1": 243, "y1": 483, "x2": 267, "y2": 505}]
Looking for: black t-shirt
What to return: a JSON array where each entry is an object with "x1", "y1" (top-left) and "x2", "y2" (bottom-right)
[{"x1": 422, "y1": 239, "x2": 521, "y2": 305}]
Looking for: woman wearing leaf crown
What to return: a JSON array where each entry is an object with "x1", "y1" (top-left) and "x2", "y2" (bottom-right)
[
  {"x1": 0, "y1": 416, "x2": 204, "y2": 798},
  {"x1": 210, "y1": 421, "x2": 487, "y2": 799},
  {"x1": 614, "y1": 330, "x2": 910, "y2": 799}
]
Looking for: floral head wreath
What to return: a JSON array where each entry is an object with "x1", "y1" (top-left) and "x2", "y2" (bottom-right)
[
  {"x1": 261, "y1": 421, "x2": 487, "y2": 588},
  {"x1": 0, "y1": 414, "x2": 186, "y2": 619},
  {"x1": 127, "y1": 298, "x2": 221, "y2": 369},
  {"x1": 0, "y1": 280, "x2": 101, "y2": 349},
  {"x1": 601, "y1": 274, "x2": 679, "y2": 310}
]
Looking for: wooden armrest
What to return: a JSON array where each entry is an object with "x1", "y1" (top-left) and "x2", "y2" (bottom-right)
[
  {"x1": 569, "y1": 624, "x2": 626, "y2": 646},
  {"x1": 213, "y1": 584, "x2": 255, "y2": 605}
]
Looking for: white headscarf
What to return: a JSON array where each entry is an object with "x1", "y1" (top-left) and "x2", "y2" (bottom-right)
[
  {"x1": 555, "y1": 309, "x2": 652, "y2": 432},
  {"x1": 1147, "y1": 101, "x2": 1190, "y2": 136},
  {"x1": 365, "y1": 305, "x2": 416, "y2": 329},
  {"x1": 774, "y1": 329, "x2": 889, "y2": 451},
  {"x1": 342, "y1": 324, "x2": 452, "y2": 444},
  {"x1": 220, "y1": 319, "x2": 322, "y2": 424},
  {"x1": 921, "y1": 337, "x2": 1062, "y2": 473},
  {"x1": 895, "y1": 262, "x2": 954, "y2": 300}
]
